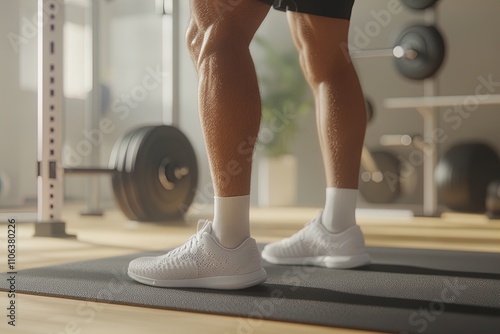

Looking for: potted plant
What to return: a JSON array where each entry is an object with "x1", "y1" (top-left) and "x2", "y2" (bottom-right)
[{"x1": 255, "y1": 37, "x2": 313, "y2": 206}]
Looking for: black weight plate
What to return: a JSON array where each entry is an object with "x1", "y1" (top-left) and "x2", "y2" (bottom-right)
[
  {"x1": 129, "y1": 125, "x2": 198, "y2": 221},
  {"x1": 400, "y1": 0, "x2": 439, "y2": 10},
  {"x1": 360, "y1": 151, "x2": 401, "y2": 203},
  {"x1": 120, "y1": 126, "x2": 155, "y2": 221},
  {"x1": 110, "y1": 131, "x2": 139, "y2": 221},
  {"x1": 126, "y1": 125, "x2": 198, "y2": 222},
  {"x1": 394, "y1": 25, "x2": 445, "y2": 80},
  {"x1": 435, "y1": 142, "x2": 500, "y2": 213}
]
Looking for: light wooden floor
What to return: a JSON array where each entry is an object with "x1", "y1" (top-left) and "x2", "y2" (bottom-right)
[{"x1": 0, "y1": 205, "x2": 499, "y2": 334}]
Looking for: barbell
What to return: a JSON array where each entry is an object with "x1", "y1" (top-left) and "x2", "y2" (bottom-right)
[
  {"x1": 64, "y1": 125, "x2": 198, "y2": 222},
  {"x1": 352, "y1": 24, "x2": 446, "y2": 80},
  {"x1": 394, "y1": 25, "x2": 446, "y2": 80}
]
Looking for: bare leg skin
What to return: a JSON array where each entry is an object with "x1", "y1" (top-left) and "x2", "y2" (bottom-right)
[
  {"x1": 187, "y1": 1, "x2": 270, "y2": 197},
  {"x1": 287, "y1": 13, "x2": 366, "y2": 189},
  {"x1": 187, "y1": 1, "x2": 270, "y2": 248},
  {"x1": 287, "y1": 13, "x2": 366, "y2": 234}
]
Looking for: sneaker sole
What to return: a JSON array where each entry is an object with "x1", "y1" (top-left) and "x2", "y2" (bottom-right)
[
  {"x1": 262, "y1": 252, "x2": 371, "y2": 269},
  {"x1": 128, "y1": 268, "x2": 267, "y2": 290}
]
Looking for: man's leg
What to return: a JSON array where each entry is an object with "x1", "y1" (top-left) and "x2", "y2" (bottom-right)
[
  {"x1": 127, "y1": 0, "x2": 270, "y2": 289},
  {"x1": 288, "y1": 13, "x2": 366, "y2": 233},
  {"x1": 261, "y1": 10, "x2": 371, "y2": 268},
  {"x1": 187, "y1": 0, "x2": 270, "y2": 249}
]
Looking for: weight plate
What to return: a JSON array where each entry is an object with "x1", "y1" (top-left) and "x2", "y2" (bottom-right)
[
  {"x1": 110, "y1": 131, "x2": 139, "y2": 221},
  {"x1": 435, "y1": 142, "x2": 500, "y2": 213},
  {"x1": 360, "y1": 151, "x2": 401, "y2": 203},
  {"x1": 400, "y1": 0, "x2": 439, "y2": 10},
  {"x1": 125, "y1": 125, "x2": 198, "y2": 222},
  {"x1": 120, "y1": 126, "x2": 155, "y2": 221},
  {"x1": 394, "y1": 25, "x2": 445, "y2": 80}
]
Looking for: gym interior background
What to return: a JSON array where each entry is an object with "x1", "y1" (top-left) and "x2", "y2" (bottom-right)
[
  {"x1": 2, "y1": 0, "x2": 500, "y2": 209},
  {"x1": 1, "y1": 0, "x2": 500, "y2": 333}
]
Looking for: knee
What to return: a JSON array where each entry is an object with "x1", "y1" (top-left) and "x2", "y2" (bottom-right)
[
  {"x1": 300, "y1": 44, "x2": 352, "y2": 89},
  {"x1": 186, "y1": 20, "x2": 251, "y2": 71}
]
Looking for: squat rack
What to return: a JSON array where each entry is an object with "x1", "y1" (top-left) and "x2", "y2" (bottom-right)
[
  {"x1": 36, "y1": 0, "x2": 67, "y2": 237},
  {"x1": 35, "y1": 0, "x2": 179, "y2": 237}
]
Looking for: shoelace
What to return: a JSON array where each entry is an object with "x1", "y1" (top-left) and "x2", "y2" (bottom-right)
[{"x1": 167, "y1": 220, "x2": 208, "y2": 257}]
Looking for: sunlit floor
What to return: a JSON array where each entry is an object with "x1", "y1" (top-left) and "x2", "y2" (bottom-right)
[{"x1": 0, "y1": 204, "x2": 499, "y2": 334}]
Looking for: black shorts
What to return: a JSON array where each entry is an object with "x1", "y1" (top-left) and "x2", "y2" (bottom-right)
[{"x1": 258, "y1": 0, "x2": 355, "y2": 20}]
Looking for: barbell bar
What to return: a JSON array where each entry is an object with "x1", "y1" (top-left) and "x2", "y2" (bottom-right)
[
  {"x1": 379, "y1": 134, "x2": 427, "y2": 151},
  {"x1": 64, "y1": 167, "x2": 115, "y2": 175},
  {"x1": 64, "y1": 164, "x2": 190, "y2": 179}
]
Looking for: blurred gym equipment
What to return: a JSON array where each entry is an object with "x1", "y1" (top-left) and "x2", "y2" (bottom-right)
[
  {"x1": 385, "y1": 95, "x2": 500, "y2": 216},
  {"x1": 352, "y1": 24, "x2": 446, "y2": 80},
  {"x1": 360, "y1": 149, "x2": 402, "y2": 204},
  {"x1": 393, "y1": 25, "x2": 445, "y2": 80},
  {"x1": 435, "y1": 142, "x2": 500, "y2": 213}
]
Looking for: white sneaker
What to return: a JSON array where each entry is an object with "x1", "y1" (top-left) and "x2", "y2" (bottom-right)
[
  {"x1": 261, "y1": 213, "x2": 371, "y2": 268},
  {"x1": 128, "y1": 221, "x2": 267, "y2": 289}
]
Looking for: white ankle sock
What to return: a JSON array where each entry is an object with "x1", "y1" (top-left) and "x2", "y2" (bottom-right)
[
  {"x1": 321, "y1": 188, "x2": 357, "y2": 233},
  {"x1": 212, "y1": 195, "x2": 251, "y2": 249}
]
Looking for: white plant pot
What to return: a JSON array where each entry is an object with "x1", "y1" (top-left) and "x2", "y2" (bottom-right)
[{"x1": 258, "y1": 154, "x2": 298, "y2": 207}]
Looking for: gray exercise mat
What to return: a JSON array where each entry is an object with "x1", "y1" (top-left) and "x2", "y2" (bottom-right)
[{"x1": 1, "y1": 246, "x2": 500, "y2": 334}]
